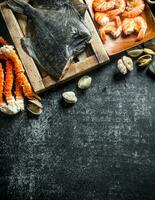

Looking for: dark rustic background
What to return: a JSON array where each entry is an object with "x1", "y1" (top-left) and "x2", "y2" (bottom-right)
[{"x1": 0, "y1": 6, "x2": 155, "y2": 200}]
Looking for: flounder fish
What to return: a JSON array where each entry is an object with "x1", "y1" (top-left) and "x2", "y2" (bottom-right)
[
  {"x1": 7, "y1": 0, "x2": 91, "y2": 80},
  {"x1": 31, "y1": 0, "x2": 88, "y2": 17}
]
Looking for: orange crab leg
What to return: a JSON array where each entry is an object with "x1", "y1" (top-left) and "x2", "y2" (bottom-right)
[
  {"x1": 4, "y1": 60, "x2": 14, "y2": 104},
  {"x1": 0, "y1": 37, "x2": 7, "y2": 46},
  {"x1": 0, "y1": 63, "x2": 4, "y2": 107},
  {"x1": 1, "y1": 47, "x2": 40, "y2": 101},
  {"x1": 15, "y1": 77, "x2": 25, "y2": 111},
  {"x1": 0, "y1": 51, "x2": 7, "y2": 60},
  {"x1": 15, "y1": 78, "x2": 23, "y2": 101},
  {"x1": 16, "y1": 73, "x2": 39, "y2": 100}
]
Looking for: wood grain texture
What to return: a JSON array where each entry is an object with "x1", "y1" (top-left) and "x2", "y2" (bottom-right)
[
  {"x1": 83, "y1": 10, "x2": 109, "y2": 63},
  {"x1": 43, "y1": 55, "x2": 99, "y2": 89},
  {"x1": 1, "y1": 1, "x2": 109, "y2": 94},
  {"x1": 85, "y1": 0, "x2": 155, "y2": 55},
  {"x1": 0, "y1": 55, "x2": 155, "y2": 200},
  {"x1": 0, "y1": 6, "x2": 45, "y2": 93}
]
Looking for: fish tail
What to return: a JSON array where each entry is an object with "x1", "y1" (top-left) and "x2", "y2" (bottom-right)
[{"x1": 7, "y1": 0, "x2": 33, "y2": 15}]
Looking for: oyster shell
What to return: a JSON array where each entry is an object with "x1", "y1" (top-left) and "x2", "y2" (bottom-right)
[
  {"x1": 62, "y1": 91, "x2": 77, "y2": 104},
  {"x1": 78, "y1": 75, "x2": 92, "y2": 89}
]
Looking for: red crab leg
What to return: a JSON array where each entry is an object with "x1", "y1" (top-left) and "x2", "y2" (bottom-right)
[
  {"x1": 15, "y1": 77, "x2": 25, "y2": 111},
  {"x1": 0, "y1": 37, "x2": 7, "y2": 46},
  {"x1": 0, "y1": 63, "x2": 4, "y2": 107},
  {"x1": 4, "y1": 60, "x2": 14, "y2": 104},
  {"x1": 1, "y1": 46, "x2": 41, "y2": 101}
]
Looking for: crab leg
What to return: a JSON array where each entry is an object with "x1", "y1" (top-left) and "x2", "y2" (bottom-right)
[
  {"x1": 4, "y1": 60, "x2": 14, "y2": 104},
  {"x1": 1, "y1": 46, "x2": 40, "y2": 101},
  {"x1": 0, "y1": 63, "x2": 4, "y2": 107},
  {"x1": 2, "y1": 59, "x2": 21, "y2": 115},
  {"x1": 0, "y1": 52, "x2": 21, "y2": 115},
  {"x1": 0, "y1": 51, "x2": 7, "y2": 60},
  {"x1": 0, "y1": 36, "x2": 7, "y2": 46},
  {"x1": 15, "y1": 78, "x2": 25, "y2": 111},
  {"x1": 0, "y1": 63, "x2": 16, "y2": 115}
]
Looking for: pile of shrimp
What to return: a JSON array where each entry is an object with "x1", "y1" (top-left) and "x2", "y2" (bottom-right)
[
  {"x1": 0, "y1": 36, "x2": 40, "y2": 115},
  {"x1": 93, "y1": 0, "x2": 147, "y2": 43}
]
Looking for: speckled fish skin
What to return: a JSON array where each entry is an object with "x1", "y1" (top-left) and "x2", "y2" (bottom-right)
[
  {"x1": 31, "y1": 0, "x2": 87, "y2": 16},
  {"x1": 7, "y1": 0, "x2": 91, "y2": 80}
]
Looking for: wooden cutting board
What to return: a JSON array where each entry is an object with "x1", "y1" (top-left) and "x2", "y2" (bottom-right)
[
  {"x1": 85, "y1": 0, "x2": 155, "y2": 55},
  {"x1": 0, "y1": 2, "x2": 109, "y2": 94},
  {"x1": 1, "y1": 1, "x2": 155, "y2": 93}
]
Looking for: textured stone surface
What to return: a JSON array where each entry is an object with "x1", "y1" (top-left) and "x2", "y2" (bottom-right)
[
  {"x1": 0, "y1": 56, "x2": 155, "y2": 200},
  {"x1": 0, "y1": 12, "x2": 155, "y2": 200}
]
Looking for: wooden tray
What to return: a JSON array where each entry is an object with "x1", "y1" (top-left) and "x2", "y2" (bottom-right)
[
  {"x1": 85, "y1": 0, "x2": 155, "y2": 55},
  {"x1": 0, "y1": 3, "x2": 109, "y2": 94}
]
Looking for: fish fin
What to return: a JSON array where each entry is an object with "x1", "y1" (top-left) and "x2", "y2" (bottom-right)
[
  {"x1": 71, "y1": 0, "x2": 87, "y2": 17},
  {"x1": 7, "y1": 0, "x2": 24, "y2": 14},
  {"x1": 7, "y1": 0, "x2": 32, "y2": 14},
  {"x1": 21, "y1": 37, "x2": 40, "y2": 64},
  {"x1": 76, "y1": 4, "x2": 87, "y2": 17}
]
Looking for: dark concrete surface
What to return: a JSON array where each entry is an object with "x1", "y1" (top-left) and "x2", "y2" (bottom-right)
[{"x1": 0, "y1": 8, "x2": 155, "y2": 200}]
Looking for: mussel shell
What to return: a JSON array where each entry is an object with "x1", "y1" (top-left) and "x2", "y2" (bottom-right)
[
  {"x1": 137, "y1": 55, "x2": 152, "y2": 67},
  {"x1": 148, "y1": 61, "x2": 155, "y2": 75},
  {"x1": 27, "y1": 103, "x2": 43, "y2": 115},
  {"x1": 143, "y1": 48, "x2": 155, "y2": 55},
  {"x1": 127, "y1": 49, "x2": 143, "y2": 58}
]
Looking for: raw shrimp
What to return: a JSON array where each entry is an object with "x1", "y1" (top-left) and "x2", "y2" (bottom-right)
[
  {"x1": 106, "y1": 0, "x2": 126, "y2": 19},
  {"x1": 134, "y1": 16, "x2": 147, "y2": 41},
  {"x1": 122, "y1": 0, "x2": 145, "y2": 18},
  {"x1": 122, "y1": 18, "x2": 135, "y2": 35},
  {"x1": 93, "y1": 0, "x2": 116, "y2": 12},
  {"x1": 94, "y1": 12, "x2": 109, "y2": 26}
]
